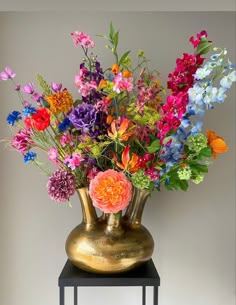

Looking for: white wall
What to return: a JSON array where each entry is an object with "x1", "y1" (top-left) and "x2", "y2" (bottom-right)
[{"x1": 0, "y1": 12, "x2": 235, "y2": 305}]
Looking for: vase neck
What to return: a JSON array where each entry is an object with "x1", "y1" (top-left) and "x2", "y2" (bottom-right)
[
  {"x1": 76, "y1": 188, "x2": 97, "y2": 225},
  {"x1": 125, "y1": 188, "x2": 150, "y2": 227}
]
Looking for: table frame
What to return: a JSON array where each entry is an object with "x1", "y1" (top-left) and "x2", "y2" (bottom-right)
[{"x1": 58, "y1": 260, "x2": 160, "y2": 305}]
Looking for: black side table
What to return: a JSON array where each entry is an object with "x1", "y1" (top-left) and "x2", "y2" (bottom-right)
[{"x1": 58, "y1": 259, "x2": 160, "y2": 305}]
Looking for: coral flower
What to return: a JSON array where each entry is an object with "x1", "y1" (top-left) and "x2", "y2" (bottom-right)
[
  {"x1": 207, "y1": 130, "x2": 228, "y2": 159},
  {"x1": 108, "y1": 117, "x2": 135, "y2": 142},
  {"x1": 89, "y1": 169, "x2": 132, "y2": 213},
  {"x1": 113, "y1": 146, "x2": 140, "y2": 173},
  {"x1": 111, "y1": 64, "x2": 119, "y2": 74},
  {"x1": 46, "y1": 89, "x2": 73, "y2": 114}
]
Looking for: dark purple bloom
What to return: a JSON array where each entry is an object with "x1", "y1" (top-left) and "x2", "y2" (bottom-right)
[
  {"x1": 14, "y1": 85, "x2": 21, "y2": 91},
  {"x1": 47, "y1": 169, "x2": 76, "y2": 202},
  {"x1": 51, "y1": 82, "x2": 62, "y2": 92},
  {"x1": 68, "y1": 103, "x2": 97, "y2": 133}
]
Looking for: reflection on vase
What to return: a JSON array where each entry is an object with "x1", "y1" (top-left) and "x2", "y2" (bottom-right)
[{"x1": 65, "y1": 187, "x2": 154, "y2": 274}]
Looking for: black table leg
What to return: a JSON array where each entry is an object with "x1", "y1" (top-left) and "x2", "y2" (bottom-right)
[
  {"x1": 153, "y1": 286, "x2": 158, "y2": 305},
  {"x1": 74, "y1": 287, "x2": 78, "y2": 305},
  {"x1": 59, "y1": 287, "x2": 64, "y2": 305},
  {"x1": 142, "y1": 286, "x2": 146, "y2": 305}
]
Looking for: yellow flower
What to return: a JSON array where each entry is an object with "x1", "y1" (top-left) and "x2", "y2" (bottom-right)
[{"x1": 46, "y1": 89, "x2": 73, "y2": 114}]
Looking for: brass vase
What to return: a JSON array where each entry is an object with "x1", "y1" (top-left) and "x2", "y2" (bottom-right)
[{"x1": 65, "y1": 187, "x2": 154, "y2": 274}]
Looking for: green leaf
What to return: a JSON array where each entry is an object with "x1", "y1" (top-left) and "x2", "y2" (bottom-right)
[
  {"x1": 118, "y1": 50, "x2": 131, "y2": 66},
  {"x1": 109, "y1": 22, "x2": 115, "y2": 40},
  {"x1": 41, "y1": 99, "x2": 50, "y2": 108},
  {"x1": 198, "y1": 146, "x2": 212, "y2": 158},
  {"x1": 147, "y1": 139, "x2": 161, "y2": 153},
  {"x1": 162, "y1": 136, "x2": 172, "y2": 145},
  {"x1": 74, "y1": 99, "x2": 83, "y2": 107},
  {"x1": 113, "y1": 31, "x2": 119, "y2": 50},
  {"x1": 96, "y1": 34, "x2": 108, "y2": 39},
  {"x1": 36, "y1": 73, "x2": 52, "y2": 96},
  {"x1": 191, "y1": 163, "x2": 208, "y2": 173},
  {"x1": 197, "y1": 41, "x2": 212, "y2": 55},
  {"x1": 179, "y1": 180, "x2": 188, "y2": 191}
]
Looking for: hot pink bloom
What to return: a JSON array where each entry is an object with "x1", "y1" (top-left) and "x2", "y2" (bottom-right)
[
  {"x1": 60, "y1": 133, "x2": 73, "y2": 147},
  {"x1": 71, "y1": 31, "x2": 95, "y2": 48},
  {"x1": 74, "y1": 70, "x2": 97, "y2": 97},
  {"x1": 64, "y1": 153, "x2": 84, "y2": 170},
  {"x1": 0, "y1": 67, "x2": 16, "y2": 80},
  {"x1": 11, "y1": 128, "x2": 34, "y2": 153},
  {"x1": 48, "y1": 148, "x2": 60, "y2": 166},
  {"x1": 89, "y1": 169, "x2": 132, "y2": 213},
  {"x1": 189, "y1": 30, "x2": 208, "y2": 48}
]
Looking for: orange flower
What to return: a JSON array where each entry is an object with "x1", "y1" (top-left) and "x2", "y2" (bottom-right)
[
  {"x1": 89, "y1": 169, "x2": 132, "y2": 213},
  {"x1": 122, "y1": 70, "x2": 132, "y2": 78},
  {"x1": 98, "y1": 79, "x2": 107, "y2": 87},
  {"x1": 46, "y1": 89, "x2": 73, "y2": 114},
  {"x1": 106, "y1": 115, "x2": 114, "y2": 125},
  {"x1": 113, "y1": 146, "x2": 140, "y2": 173},
  {"x1": 108, "y1": 117, "x2": 135, "y2": 142},
  {"x1": 111, "y1": 64, "x2": 119, "y2": 74},
  {"x1": 207, "y1": 130, "x2": 228, "y2": 159}
]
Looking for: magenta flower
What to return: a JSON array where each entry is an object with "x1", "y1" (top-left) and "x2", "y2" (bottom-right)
[
  {"x1": 47, "y1": 169, "x2": 76, "y2": 202},
  {"x1": 0, "y1": 67, "x2": 16, "y2": 80},
  {"x1": 71, "y1": 31, "x2": 95, "y2": 48},
  {"x1": 11, "y1": 128, "x2": 34, "y2": 154},
  {"x1": 64, "y1": 153, "x2": 84, "y2": 170},
  {"x1": 21, "y1": 82, "x2": 35, "y2": 94}
]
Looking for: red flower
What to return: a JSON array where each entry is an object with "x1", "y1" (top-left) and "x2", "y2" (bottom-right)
[{"x1": 31, "y1": 108, "x2": 50, "y2": 131}]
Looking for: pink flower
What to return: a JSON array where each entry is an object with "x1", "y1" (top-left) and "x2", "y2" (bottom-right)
[
  {"x1": 11, "y1": 128, "x2": 34, "y2": 153},
  {"x1": 89, "y1": 169, "x2": 132, "y2": 213},
  {"x1": 48, "y1": 148, "x2": 60, "y2": 166},
  {"x1": 0, "y1": 67, "x2": 16, "y2": 80},
  {"x1": 21, "y1": 82, "x2": 35, "y2": 94},
  {"x1": 113, "y1": 73, "x2": 134, "y2": 93},
  {"x1": 60, "y1": 133, "x2": 73, "y2": 147},
  {"x1": 71, "y1": 31, "x2": 95, "y2": 48},
  {"x1": 64, "y1": 153, "x2": 84, "y2": 170}
]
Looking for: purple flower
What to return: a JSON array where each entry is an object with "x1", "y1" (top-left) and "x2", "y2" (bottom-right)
[
  {"x1": 47, "y1": 169, "x2": 76, "y2": 202},
  {"x1": 51, "y1": 82, "x2": 62, "y2": 92},
  {"x1": 14, "y1": 85, "x2": 21, "y2": 91},
  {"x1": 21, "y1": 82, "x2": 35, "y2": 94},
  {"x1": 68, "y1": 103, "x2": 97, "y2": 133},
  {"x1": 0, "y1": 67, "x2": 16, "y2": 80}
]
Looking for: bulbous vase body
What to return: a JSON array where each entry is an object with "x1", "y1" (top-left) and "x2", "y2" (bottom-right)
[{"x1": 65, "y1": 187, "x2": 154, "y2": 274}]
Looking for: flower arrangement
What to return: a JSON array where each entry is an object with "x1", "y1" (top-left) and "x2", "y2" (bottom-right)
[{"x1": 1, "y1": 24, "x2": 235, "y2": 213}]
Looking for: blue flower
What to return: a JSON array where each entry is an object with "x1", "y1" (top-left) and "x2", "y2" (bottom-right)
[
  {"x1": 6, "y1": 111, "x2": 22, "y2": 126},
  {"x1": 23, "y1": 151, "x2": 37, "y2": 163},
  {"x1": 160, "y1": 139, "x2": 183, "y2": 171},
  {"x1": 22, "y1": 106, "x2": 36, "y2": 117},
  {"x1": 58, "y1": 118, "x2": 72, "y2": 132},
  {"x1": 104, "y1": 71, "x2": 114, "y2": 81}
]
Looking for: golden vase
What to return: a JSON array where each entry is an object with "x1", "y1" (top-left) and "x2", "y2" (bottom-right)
[{"x1": 65, "y1": 187, "x2": 154, "y2": 274}]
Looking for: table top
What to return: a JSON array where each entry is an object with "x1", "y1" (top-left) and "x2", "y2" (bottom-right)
[{"x1": 58, "y1": 260, "x2": 160, "y2": 287}]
